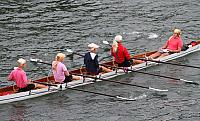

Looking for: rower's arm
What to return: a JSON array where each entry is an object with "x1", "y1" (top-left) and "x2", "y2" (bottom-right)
[
  {"x1": 64, "y1": 71, "x2": 70, "y2": 76},
  {"x1": 169, "y1": 47, "x2": 182, "y2": 53},
  {"x1": 8, "y1": 72, "x2": 14, "y2": 81}
]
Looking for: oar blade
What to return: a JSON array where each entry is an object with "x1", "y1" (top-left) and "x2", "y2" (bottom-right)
[
  {"x1": 66, "y1": 49, "x2": 73, "y2": 53},
  {"x1": 180, "y1": 79, "x2": 199, "y2": 85},
  {"x1": 116, "y1": 93, "x2": 147, "y2": 101},
  {"x1": 30, "y1": 58, "x2": 43, "y2": 63},
  {"x1": 116, "y1": 96, "x2": 136, "y2": 101},
  {"x1": 103, "y1": 41, "x2": 110, "y2": 45},
  {"x1": 149, "y1": 87, "x2": 168, "y2": 92}
]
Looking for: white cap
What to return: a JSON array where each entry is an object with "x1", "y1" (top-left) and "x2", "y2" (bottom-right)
[
  {"x1": 114, "y1": 35, "x2": 123, "y2": 42},
  {"x1": 88, "y1": 43, "x2": 100, "y2": 49},
  {"x1": 17, "y1": 58, "x2": 26, "y2": 65}
]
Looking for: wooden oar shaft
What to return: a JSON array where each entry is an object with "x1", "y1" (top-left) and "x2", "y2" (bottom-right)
[{"x1": 132, "y1": 57, "x2": 200, "y2": 69}]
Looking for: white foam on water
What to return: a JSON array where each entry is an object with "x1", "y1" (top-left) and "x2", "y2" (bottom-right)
[
  {"x1": 148, "y1": 33, "x2": 159, "y2": 39},
  {"x1": 130, "y1": 93, "x2": 147, "y2": 100},
  {"x1": 123, "y1": 31, "x2": 142, "y2": 35}
]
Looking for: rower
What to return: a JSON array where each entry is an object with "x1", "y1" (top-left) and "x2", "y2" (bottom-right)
[
  {"x1": 52, "y1": 53, "x2": 80, "y2": 84},
  {"x1": 8, "y1": 58, "x2": 46, "y2": 92},
  {"x1": 148, "y1": 29, "x2": 183, "y2": 59},
  {"x1": 111, "y1": 35, "x2": 143, "y2": 67},
  {"x1": 84, "y1": 43, "x2": 112, "y2": 75}
]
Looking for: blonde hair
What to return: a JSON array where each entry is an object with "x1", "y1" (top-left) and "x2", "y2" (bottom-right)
[
  {"x1": 52, "y1": 53, "x2": 66, "y2": 71},
  {"x1": 173, "y1": 29, "x2": 181, "y2": 35},
  {"x1": 112, "y1": 40, "x2": 118, "y2": 53},
  {"x1": 17, "y1": 58, "x2": 26, "y2": 65},
  {"x1": 112, "y1": 35, "x2": 123, "y2": 53},
  {"x1": 55, "y1": 53, "x2": 65, "y2": 61}
]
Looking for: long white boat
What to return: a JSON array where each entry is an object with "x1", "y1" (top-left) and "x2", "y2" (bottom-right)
[{"x1": 0, "y1": 40, "x2": 199, "y2": 104}]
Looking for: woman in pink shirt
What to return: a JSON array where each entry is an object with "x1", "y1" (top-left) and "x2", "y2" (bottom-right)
[
  {"x1": 148, "y1": 29, "x2": 183, "y2": 59},
  {"x1": 8, "y1": 58, "x2": 46, "y2": 92},
  {"x1": 52, "y1": 53, "x2": 80, "y2": 83}
]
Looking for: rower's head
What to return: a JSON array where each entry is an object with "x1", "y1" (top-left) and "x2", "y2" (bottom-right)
[
  {"x1": 88, "y1": 43, "x2": 99, "y2": 53},
  {"x1": 173, "y1": 29, "x2": 181, "y2": 37},
  {"x1": 114, "y1": 35, "x2": 123, "y2": 43},
  {"x1": 17, "y1": 58, "x2": 26, "y2": 68},
  {"x1": 55, "y1": 53, "x2": 66, "y2": 62}
]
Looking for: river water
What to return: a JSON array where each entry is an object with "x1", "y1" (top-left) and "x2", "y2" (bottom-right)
[{"x1": 0, "y1": 0, "x2": 200, "y2": 121}]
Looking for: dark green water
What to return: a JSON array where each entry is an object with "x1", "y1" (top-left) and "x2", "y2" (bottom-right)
[{"x1": 0, "y1": 0, "x2": 200, "y2": 121}]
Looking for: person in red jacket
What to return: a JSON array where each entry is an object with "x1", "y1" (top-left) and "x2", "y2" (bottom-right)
[{"x1": 111, "y1": 35, "x2": 142, "y2": 67}]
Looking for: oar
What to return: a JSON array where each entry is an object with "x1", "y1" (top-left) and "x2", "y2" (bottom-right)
[
  {"x1": 30, "y1": 58, "x2": 168, "y2": 91},
  {"x1": 66, "y1": 49, "x2": 111, "y2": 62},
  {"x1": 33, "y1": 81, "x2": 57, "y2": 87},
  {"x1": 103, "y1": 40, "x2": 200, "y2": 69},
  {"x1": 32, "y1": 81, "x2": 137, "y2": 101},
  {"x1": 72, "y1": 73, "x2": 168, "y2": 92},
  {"x1": 101, "y1": 64, "x2": 199, "y2": 85},
  {"x1": 30, "y1": 58, "x2": 51, "y2": 65},
  {"x1": 66, "y1": 87, "x2": 138, "y2": 101},
  {"x1": 66, "y1": 49, "x2": 84, "y2": 57},
  {"x1": 103, "y1": 40, "x2": 112, "y2": 47},
  {"x1": 133, "y1": 58, "x2": 200, "y2": 69}
]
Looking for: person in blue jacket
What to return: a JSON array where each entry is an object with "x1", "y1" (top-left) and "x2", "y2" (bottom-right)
[{"x1": 84, "y1": 43, "x2": 112, "y2": 75}]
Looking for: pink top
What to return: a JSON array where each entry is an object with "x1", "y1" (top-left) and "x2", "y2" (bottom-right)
[
  {"x1": 8, "y1": 68, "x2": 29, "y2": 88},
  {"x1": 166, "y1": 36, "x2": 183, "y2": 50},
  {"x1": 52, "y1": 61, "x2": 68, "y2": 83}
]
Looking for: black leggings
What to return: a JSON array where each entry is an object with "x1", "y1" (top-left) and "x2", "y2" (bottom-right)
[
  {"x1": 117, "y1": 60, "x2": 131, "y2": 67},
  {"x1": 64, "y1": 75, "x2": 73, "y2": 83},
  {"x1": 18, "y1": 84, "x2": 35, "y2": 92}
]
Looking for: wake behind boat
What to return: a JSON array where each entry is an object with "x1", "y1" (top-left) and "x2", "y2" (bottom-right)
[{"x1": 0, "y1": 40, "x2": 200, "y2": 104}]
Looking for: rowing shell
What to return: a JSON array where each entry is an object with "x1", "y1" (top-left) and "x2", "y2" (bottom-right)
[{"x1": 0, "y1": 40, "x2": 199, "y2": 104}]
